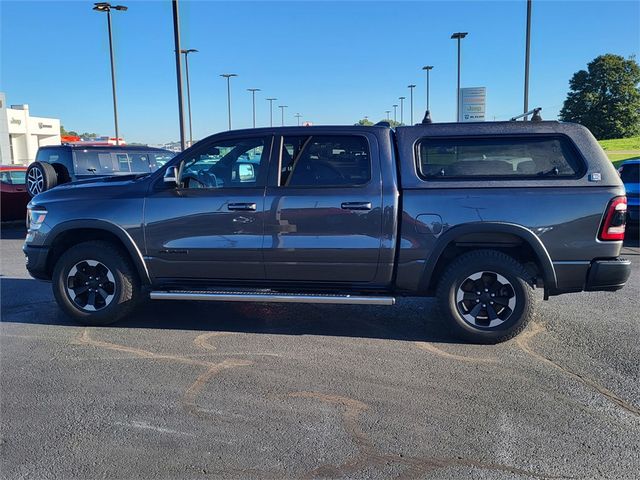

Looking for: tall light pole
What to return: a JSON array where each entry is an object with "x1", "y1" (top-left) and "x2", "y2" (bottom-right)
[
  {"x1": 392, "y1": 104, "x2": 398, "y2": 123},
  {"x1": 93, "y1": 2, "x2": 127, "y2": 146},
  {"x1": 220, "y1": 73, "x2": 237, "y2": 130},
  {"x1": 278, "y1": 105, "x2": 288, "y2": 126},
  {"x1": 385, "y1": 110, "x2": 391, "y2": 120},
  {"x1": 266, "y1": 98, "x2": 277, "y2": 127},
  {"x1": 407, "y1": 85, "x2": 416, "y2": 125},
  {"x1": 295, "y1": 113, "x2": 302, "y2": 126},
  {"x1": 170, "y1": 0, "x2": 186, "y2": 150},
  {"x1": 451, "y1": 32, "x2": 468, "y2": 122},
  {"x1": 523, "y1": 0, "x2": 532, "y2": 120},
  {"x1": 247, "y1": 88, "x2": 260, "y2": 128},
  {"x1": 422, "y1": 66, "x2": 433, "y2": 111},
  {"x1": 399, "y1": 96, "x2": 406, "y2": 125},
  {"x1": 180, "y1": 48, "x2": 198, "y2": 146}
]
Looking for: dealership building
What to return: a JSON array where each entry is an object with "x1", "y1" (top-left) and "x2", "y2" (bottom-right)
[{"x1": 0, "y1": 92, "x2": 61, "y2": 165}]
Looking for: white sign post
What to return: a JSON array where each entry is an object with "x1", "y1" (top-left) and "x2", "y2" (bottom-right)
[{"x1": 458, "y1": 87, "x2": 486, "y2": 122}]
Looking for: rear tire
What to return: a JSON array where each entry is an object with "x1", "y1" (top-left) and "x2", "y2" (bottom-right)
[
  {"x1": 26, "y1": 162, "x2": 58, "y2": 197},
  {"x1": 436, "y1": 249, "x2": 535, "y2": 344},
  {"x1": 52, "y1": 241, "x2": 140, "y2": 326}
]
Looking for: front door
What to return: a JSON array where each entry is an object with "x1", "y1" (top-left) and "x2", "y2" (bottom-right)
[
  {"x1": 144, "y1": 135, "x2": 273, "y2": 282},
  {"x1": 263, "y1": 133, "x2": 383, "y2": 284}
]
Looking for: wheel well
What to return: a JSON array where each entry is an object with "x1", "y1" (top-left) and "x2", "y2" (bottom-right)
[
  {"x1": 46, "y1": 229, "x2": 140, "y2": 281},
  {"x1": 426, "y1": 232, "x2": 544, "y2": 294}
]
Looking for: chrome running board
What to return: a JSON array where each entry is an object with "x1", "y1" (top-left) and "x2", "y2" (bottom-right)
[{"x1": 150, "y1": 290, "x2": 395, "y2": 306}]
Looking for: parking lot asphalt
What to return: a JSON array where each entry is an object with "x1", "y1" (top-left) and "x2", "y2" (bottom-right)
[{"x1": 1, "y1": 225, "x2": 639, "y2": 480}]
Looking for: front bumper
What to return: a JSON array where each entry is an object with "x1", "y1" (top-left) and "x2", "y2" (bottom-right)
[
  {"x1": 585, "y1": 258, "x2": 631, "y2": 292},
  {"x1": 23, "y1": 244, "x2": 50, "y2": 281}
]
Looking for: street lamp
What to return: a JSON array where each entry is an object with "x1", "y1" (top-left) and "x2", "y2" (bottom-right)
[
  {"x1": 278, "y1": 105, "x2": 288, "y2": 126},
  {"x1": 422, "y1": 66, "x2": 433, "y2": 111},
  {"x1": 220, "y1": 73, "x2": 237, "y2": 130},
  {"x1": 392, "y1": 104, "x2": 398, "y2": 123},
  {"x1": 266, "y1": 98, "x2": 277, "y2": 127},
  {"x1": 295, "y1": 113, "x2": 302, "y2": 126},
  {"x1": 523, "y1": 0, "x2": 532, "y2": 120},
  {"x1": 180, "y1": 48, "x2": 198, "y2": 146},
  {"x1": 451, "y1": 32, "x2": 468, "y2": 122},
  {"x1": 385, "y1": 110, "x2": 391, "y2": 120},
  {"x1": 408, "y1": 85, "x2": 416, "y2": 125},
  {"x1": 247, "y1": 88, "x2": 260, "y2": 128},
  {"x1": 399, "y1": 96, "x2": 406, "y2": 125},
  {"x1": 93, "y1": 2, "x2": 127, "y2": 145}
]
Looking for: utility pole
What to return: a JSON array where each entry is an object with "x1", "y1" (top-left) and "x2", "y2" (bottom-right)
[
  {"x1": 295, "y1": 113, "x2": 302, "y2": 126},
  {"x1": 385, "y1": 110, "x2": 391, "y2": 120},
  {"x1": 247, "y1": 88, "x2": 260, "y2": 128},
  {"x1": 392, "y1": 104, "x2": 398, "y2": 123},
  {"x1": 399, "y1": 96, "x2": 406, "y2": 125},
  {"x1": 171, "y1": 0, "x2": 186, "y2": 150}
]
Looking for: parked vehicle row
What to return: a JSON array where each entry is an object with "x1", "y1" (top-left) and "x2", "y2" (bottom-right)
[{"x1": 24, "y1": 121, "x2": 630, "y2": 343}]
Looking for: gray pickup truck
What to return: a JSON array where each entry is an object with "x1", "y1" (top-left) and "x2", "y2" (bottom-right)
[{"x1": 24, "y1": 121, "x2": 630, "y2": 343}]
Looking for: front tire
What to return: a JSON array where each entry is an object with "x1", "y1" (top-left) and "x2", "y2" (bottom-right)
[
  {"x1": 436, "y1": 250, "x2": 535, "y2": 344},
  {"x1": 52, "y1": 241, "x2": 140, "y2": 326}
]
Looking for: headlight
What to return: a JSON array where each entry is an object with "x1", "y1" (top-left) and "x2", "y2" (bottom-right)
[{"x1": 27, "y1": 207, "x2": 47, "y2": 231}]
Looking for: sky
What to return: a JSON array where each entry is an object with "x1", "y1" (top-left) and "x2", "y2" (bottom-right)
[{"x1": 1, "y1": 0, "x2": 639, "y2": 144}]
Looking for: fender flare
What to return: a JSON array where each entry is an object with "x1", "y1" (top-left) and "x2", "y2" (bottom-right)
[
  {"x1": 45, "y1": 219, "x2": 151, "y2": 285},
  {"x1": 419, "y1": 222, "x2": 557, "y2": 292}
]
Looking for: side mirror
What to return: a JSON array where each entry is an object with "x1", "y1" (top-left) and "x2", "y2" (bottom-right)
[
  {"x1": 237, "y1": 163, "x2": 255, "y2": 182},
  {"x1": 164, "y1": 166, "x2": 179, "y2": 186}
]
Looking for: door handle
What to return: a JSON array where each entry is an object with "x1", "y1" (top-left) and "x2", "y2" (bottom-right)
[
  {"x1": 227, "y1": 202, "x2": 257, "y2": 211},
  {"x1": 341, "y1": 202, "x2": 372, "y2": 211}
]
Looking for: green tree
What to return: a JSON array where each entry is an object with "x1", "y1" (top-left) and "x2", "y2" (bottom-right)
[
  {"x1": 60, "y1": 125, "x2": 80, "y2": 137},
  {"x1": 559, "y1": 54, "x2": 640, "y2": 139}
]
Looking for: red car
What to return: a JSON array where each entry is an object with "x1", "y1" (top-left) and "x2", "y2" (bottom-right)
[{"x1": 1, "y1": 165, "x2": 29, "y2": 221}]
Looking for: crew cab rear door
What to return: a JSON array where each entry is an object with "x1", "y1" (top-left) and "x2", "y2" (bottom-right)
[{"x1": 263, "y1": 131, "x2": 383, "y2": 283}]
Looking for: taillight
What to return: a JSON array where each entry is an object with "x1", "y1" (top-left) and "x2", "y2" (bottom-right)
[{"x1": 599, "y1": 196, "x2": 627, "y2": 241}]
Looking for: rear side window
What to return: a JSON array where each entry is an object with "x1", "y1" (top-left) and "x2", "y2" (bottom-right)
[
  {"x1": 416, "y1": 136, "x2": 583, "y2": 179},
  {"x1": 280, "y1": 135, "x2": 371, "y2": 187}
]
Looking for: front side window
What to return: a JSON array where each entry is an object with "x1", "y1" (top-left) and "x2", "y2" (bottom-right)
[
  {"x1": 280, "y1": 135, "x2": 371, "y2": 187},
  {"x1": 417, "y1": 136, "x2": 583, "y2": 179},
  {"x1": 179, "y1": 137, "x2": 269, "y2": 189}
]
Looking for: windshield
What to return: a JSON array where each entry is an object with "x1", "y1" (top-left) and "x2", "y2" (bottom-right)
[{"x1": 620, "y1": 163, "x2": 639, "y2": 184}]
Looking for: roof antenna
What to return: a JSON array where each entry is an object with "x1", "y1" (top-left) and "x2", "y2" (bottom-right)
[
  {"x1": 510, "y1": 107, "x2": 542, "y2": 121},
  {"x1": 421, "y1": 110, "x2": 433, "y2": 124}
]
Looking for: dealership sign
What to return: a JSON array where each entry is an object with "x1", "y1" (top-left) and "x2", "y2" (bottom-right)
[{"x1": 458, "y1": 87, "x2": 486, "y2": 122}]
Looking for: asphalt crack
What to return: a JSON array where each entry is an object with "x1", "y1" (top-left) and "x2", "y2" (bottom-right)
[{"x1": 516, "y1": 322, "x2": 640, "y2": 418}]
